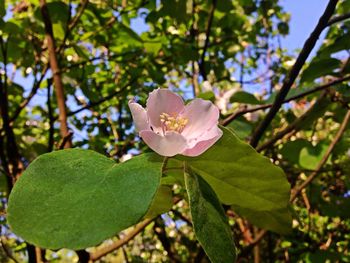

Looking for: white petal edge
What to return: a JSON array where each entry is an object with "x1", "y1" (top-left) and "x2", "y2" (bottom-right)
[
  {"x1": 128, "y1": 100, "x2": 150, "y2": 132},
  {"x1": 140, "y1": 130, "x2": 188, "y2": 157}
]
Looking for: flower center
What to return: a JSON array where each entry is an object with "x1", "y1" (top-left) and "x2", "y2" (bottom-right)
[{"x1": 160, "y1": 112, "x2": 188, "y2": 133}]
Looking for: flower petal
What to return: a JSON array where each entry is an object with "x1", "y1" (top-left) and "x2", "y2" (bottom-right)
[
  {"x1": 140, "y1": 130, "x2": 188, "y2": 157},
  {"x1": 181, "y1": 99, "x2": 220, "y2": 140},
  {"x1": 146, "y1": 89, "x2": 185, "y2": 129},
  {"x1": 182, "y1": 126, "x2": 223, "y2": 157},
  {"x1": 128, "y1": 100, "x2": 150, "y2": 132}
]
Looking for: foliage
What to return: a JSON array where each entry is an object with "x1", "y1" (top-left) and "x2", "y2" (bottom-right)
[{"x1": 0, "y1": 0, "x2": 349, "y2": 262}]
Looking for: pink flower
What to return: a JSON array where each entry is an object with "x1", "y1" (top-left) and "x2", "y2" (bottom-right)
[{"x1": 129, "y1": 89, "x2": 222, "y2": 157}]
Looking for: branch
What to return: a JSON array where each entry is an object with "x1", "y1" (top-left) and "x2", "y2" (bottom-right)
[
  {"x1": 10, "y1": 65, "x2": 49, "y2": 123},
  {"x1": 58, "y1": 131, "x2": 73, "y2": 150},
  {"x1": 249, "y1": 0, "x2": 339, "y2": 148},
  {"x1": 40, "y1": 0, "x2": 71, "y2": 148},
  {"x1": 327, "y1": 12, "x2": 350, "y2": 26},
  {"x1": 67, "y1": 78, "x2": 136, "y2": 117},
  {"x1": 0, "y1": 236, "x2": 19, "y2": 263},
  {"x1": 290, "y1": 109, "x2": 350, "y2": 202},
  {"x1": 0, "y1": 37, "x2": 21, "y2": 180},
  {"x1": 198, "y1": 0, "x2": 217, "y2": 80},
  {"x1": 221, "y1": 75, "x2": 350, "y2": 126},
  {"x1": 256, "y1": 91, "x2": 329, "y2": 152},
  {"x1": 62, "y1": 50, "x2": 143, "y2": 71},
  {"x1": 57, "y1": 0, "x2": 89, "y2": 54},
  {"x1": 68, "y1": 0, "x2": 89, "y2": 31},
  {"x1": 47, "y1": 80, "x2": 55, "y2": 152},
  {"x1": 90, "y1": 218, "x2": 153, "y2": 261}
]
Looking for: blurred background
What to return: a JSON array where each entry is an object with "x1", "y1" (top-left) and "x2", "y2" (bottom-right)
[{"x1": 0, "y1": 0, "x2": 350, "y2": 262}]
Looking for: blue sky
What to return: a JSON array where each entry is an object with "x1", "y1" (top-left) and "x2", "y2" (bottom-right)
[
  {"x1": 282, "y1": 0, "x2": 329, "y2": 52},
  {"x1": 14, "y1": 1, "x2": 333, "y2": 117}
]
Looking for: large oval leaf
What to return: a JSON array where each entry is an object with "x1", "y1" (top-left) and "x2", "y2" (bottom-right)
[
  {"x1": 179, "y1": 127, "x2": 292, "y2": 234},
  {"x1": 7, "y1": 150, "x2": 161, "y2": 250},
  {"x1": 185, "y1": 169, "x2": 236, "y2": 263}
]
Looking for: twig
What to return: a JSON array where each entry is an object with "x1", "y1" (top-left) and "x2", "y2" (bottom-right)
[
  {"x1": 198, "y1": 0, "x2": 217, "y2": 80},
  {"x1": 47, "y1": 80, "x2": 55, "y2": 152},
  {"x1": 154, "y1": 218, "x2": 181, "y2": 262},
  {"x1": 10, "y1": 65, "x2": 49, "y2": 123},
  {"x1": 0, "y1": 236, "x2": 19, "y2": 263},
  {"x1": 58, "y1": 131, "x2": 73, "y2": 150},
  {"x1": 0, "y1": 37, "x2": 21, "y2": 179},
  {"x1": 290, "y1": 109, "x2": 350, "y2": 202},
  {"x1": 249, "y1": 0, "x2": 339, "y2": 147},
  {"x1": 236, "y1": 218, "x2": 254, "y2": 244},
  {"x1": 221, "y1": 75, "x2": 350, "y2": 126},
  {"x1": 57, "y1": 0, "x2": 89, "y2": 54},
  {"x1": 256, "y1": 91, "x2": 329, "y2": 152},
  {"x1": 327, "y1": 12, "x2": 350, "y2": 26},
  {"x1": 62, "y1": 49, "x2": 143, "y2": 71},
  {"x1": 90, "y1": 218, "x2": 153, "y2": 261},
  {"x1": 67, "y1": 78, "x2": 136, "y2": 117}
]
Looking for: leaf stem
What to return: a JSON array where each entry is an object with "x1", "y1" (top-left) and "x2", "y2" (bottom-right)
[{"x1": 161, "y1": 157, "x2": 169, "y2": 174}]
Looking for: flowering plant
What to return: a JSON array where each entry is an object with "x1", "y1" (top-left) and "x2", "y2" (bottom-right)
[
  {"x1": 7, "y1": 89, "x2": 291, "y2": 263},
  {"x1": 129, "y1": 89, "x2": 222, "y2": 156}
]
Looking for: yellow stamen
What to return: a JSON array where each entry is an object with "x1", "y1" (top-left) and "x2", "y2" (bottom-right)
[{"x1": 159, "y1": 112, "x2": 188, "y2": 133}]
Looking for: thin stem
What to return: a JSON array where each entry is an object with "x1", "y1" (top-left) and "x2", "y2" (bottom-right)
[
  {"x1": 161, "y1": 157, "x2": 169, "y2": 173},
  {"x1": 90, "y1": 218, "x2": 154, "y2": 261},
  {"x1": 290, "y1": 109, "x2": 350, "y2": 202},
  {"x1": 221, "y1": 75, "x2": 350, "y2": 126},
  {"x1": 198, "y1": 0, "x2": 217, "y2": 80},
  {"x1": 327, "y1": 12, "x2": 350, "y2": 26},
  {"x1": 256, "y1": 91, "x2": 329, "y2": 152}
]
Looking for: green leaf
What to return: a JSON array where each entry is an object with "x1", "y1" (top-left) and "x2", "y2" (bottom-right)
[
  {"x1": 230, "y1": 91, "x2": 262, "y2": 105},
  {"x1": 144, "y1": 41, "x2": 162, "y2": 54},
  {"x1": 318, "y1": 32, "x2": 350, "y2": 58},
  {"x1": 185, "y1": 169, "x2": 236, "y2": 263},
  {"x1": 299, "y1": 142, "x2": 329, "y2": 170},
  {"x1": 178, "y1": 127, "x2": 292, "y2": 234},
  {"x1": 280, "y1": 139, "x2": 310, "y2": 165},
  {"x1": 145, "y1": 184, "x2": 173, "y2": 218},
  {"x1": 197, "y1": 91, "x2": 215, "y2": 101},
  {"x1": 227, "y1": 118, "x2": 253, "y2": 139},
  {"x1": 277, "y1": 22, "x2": 289, "y2": 35},
  {"x1": 7, "y1": 150, "x2": 162, "y2": 250},
  {"x1": 231, "y1": 205, "x2": 292, "y2": 235},
  {"x1": 118, "y1": 23, "x2": 143, "y2": 43},
  {"x1": 300, "y1": 58, "x2": 341, "y2": 83}
]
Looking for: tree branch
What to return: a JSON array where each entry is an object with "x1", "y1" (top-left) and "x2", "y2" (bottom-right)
[
  {"x1": 290, "y1": 109, "x2": 350, "y2": 202},
  {"x1": 221, "y1": 75, "x2": 350, "y2": 126},
  {"x1": 47, "y1": 80, "x2": 55, "y2": 152},
  {"x1": 256, "y1": 91, "x2": 329, "y2": 152},
  {"x1": 249, "y1": 0, "x2": 339, "y2": 147},
  {"x1": 57, "y1": 0, "x2": 89, "y2": 54},
  {"x1": 0, "y1": 37, "x2": 21, "y2": 181},
  {"x1": 40, "y1": 0, "x2": 71, "y2": 148},
  {"x1": 10, "y1": 65, "x2": 49, "y2": 123},
  {"x1": 198, "y1": 0, "x2": 217, "y2": 80},
  {"x1": 67, "y1": 78, "x2": 136, "y2": 117},
  {"x1": 327, "y1": 12, "x2": 350, "y2": 26},
  {"x1": 90, "y1": 218, "x2": 153, "y2": 261}
]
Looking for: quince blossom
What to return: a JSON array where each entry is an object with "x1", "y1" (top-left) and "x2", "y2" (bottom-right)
[{"x1": 128, "y1": 89, "x2": 222, "y2": 157}]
